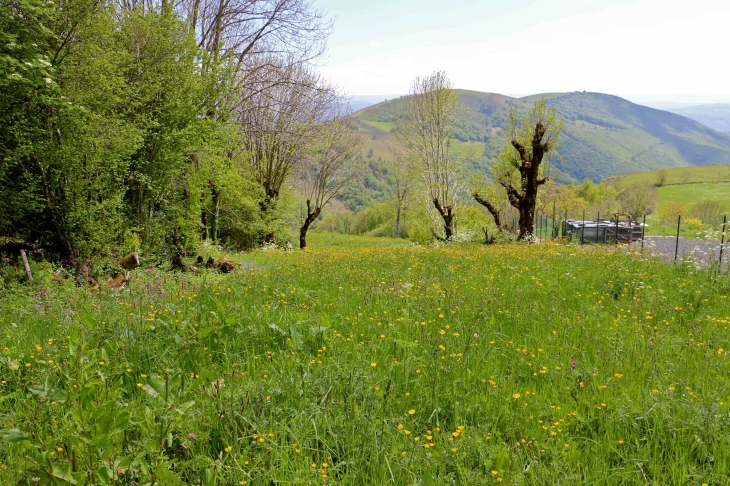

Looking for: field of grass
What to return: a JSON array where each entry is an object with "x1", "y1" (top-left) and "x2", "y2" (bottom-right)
[
  {"x1": 2, "y1": 243, "x2": 730, "y2": 484},
  {"x1": 642, "y1": 183, "x2": 730, "y2": 237},
  {"x1": 606, "y1": 165, "x2": 730, "y2": 189},
  {"x1": 656, "y1": 182, "x2": 730, "y2": 209},
  {"x1": 307, "y1": 231, "x2": 408, "y2": 249},
  {"x1": 603, "y1": 166, "x2": 730, "y2": 238},
  {"x1": 359, "y1": 120, "x2": 395, "y2": 134}
]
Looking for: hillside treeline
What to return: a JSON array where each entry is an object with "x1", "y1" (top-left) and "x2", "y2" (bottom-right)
[{"x1": 1, "y1": 0, "x2": 348, "y2": 260}]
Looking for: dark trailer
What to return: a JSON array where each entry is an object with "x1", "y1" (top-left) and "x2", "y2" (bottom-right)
[{"x1": 560, "y1": 214, "x2": 646, "y2": 244}]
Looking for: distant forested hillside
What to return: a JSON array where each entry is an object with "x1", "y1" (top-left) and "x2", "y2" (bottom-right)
[
  {"x1": 354, "y1": 91, "x2": 730, "y2": 190},
  {"x1": 668, "y1": 103, "x2": 730, "y2": 134}
]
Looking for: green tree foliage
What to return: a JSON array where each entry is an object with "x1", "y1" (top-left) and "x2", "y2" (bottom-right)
[
  {"x1": 1, "y1": 0, "x2": 137, "y2": 256},
  {"x1": 0, "y1": 0, "x2": 333, "y2": 261}
]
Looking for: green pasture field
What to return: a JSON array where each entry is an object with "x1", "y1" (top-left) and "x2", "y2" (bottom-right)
[
  {"x1": 1, "y1": 243, "x2": 730, "y2": 485},
  {"x1": 603, "y1": 166, "x2": 730, "y2": 238},
  {"x1": 450, "y1": 141, "x2": 486, "y2": 159},
  {"x1": 307, "y1": 231, "x2": 408, "y2": 249},
  {"x1": 656, "y1": 183, "x2": 730, "y2": 213},
  {"x1": 606, "y1": 165, "x2": 730, "y2": 189},
  {"x1": 359, "y1": 120, "x2": 395, "y2": 134},
  {"x1": 643, "y1": 183, "x2": 730, "y2": 238}
]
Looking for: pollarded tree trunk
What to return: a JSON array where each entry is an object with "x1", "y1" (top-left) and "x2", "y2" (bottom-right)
[
  {"x1": 299, "y1": 200, "x2": 321, "y2": 249},
  {"x1": 473, "y1": 192, "x2": 503, "y2": 232},
  {"x1": 502, "y1": 122, "x2": 549, "y2": 240},
  {"x1": 432, "y1": 198, "x2": 455, "y2": 240}
]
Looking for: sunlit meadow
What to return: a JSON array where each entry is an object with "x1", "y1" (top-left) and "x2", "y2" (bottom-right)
[{"x1": 1, "y1": 242, "x2": 730, "y2": 485}]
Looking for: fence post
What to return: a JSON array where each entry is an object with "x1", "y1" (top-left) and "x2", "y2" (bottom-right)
[
  {"x1": 581, "y1": 210, "x2": 585, "y2": 244},
  {"x1": 674, "y1": 215, "x2": 681, "y2": 262},
  {"x1": 552, "y1": 201, "x2": 556, "y2": 239},
  {"x1": 540, "y1": 214, "x2": 546, "y2": 242},
  {"x1": 641, "y1": 215, "x2": 646, "y2": 252},
  {"x1": 614, "y1": 215, "x2": 619, "y2": 245},
  {"x1": 720, "y1": 214, "x2": 727, "y2": 270}
]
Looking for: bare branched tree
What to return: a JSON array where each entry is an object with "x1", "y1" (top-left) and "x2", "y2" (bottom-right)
[
  {"x1": 173, "y1": 0, "x2": 333, "y2": 110},
  {"x1": 110, "y1": 0, "x2": 330, "y2": 64},
  {"x1": 234, "y1": 62, "x2": 339, "y2": 237},
  {"x1": 297, "y1": 113, "x2": 362, "y2": 249},
  {"x1": 395, "y1": 71, "x2": 463, "y2": 241}
]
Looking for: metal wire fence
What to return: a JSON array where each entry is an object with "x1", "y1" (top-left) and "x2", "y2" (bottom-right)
[{"x1": 531, "y1": 208, "x2": 728, "y2": 271}]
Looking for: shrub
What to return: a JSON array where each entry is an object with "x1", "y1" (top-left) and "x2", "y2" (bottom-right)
[
  {"x1": 618, "y1": 183, "x2": 658, "y2": 218},
  {"x1": 683, "y1": 217, "x2": 704, "y2": 229},
  {"x1": 689, "y1": 200, "x2": 727, "y2": 224},
  {"x1": 407, "y1": 223, "x2": 434, "y2": 246},
  {"x1": 658, "y1": 201, "x2": 686, "y2": 224}
]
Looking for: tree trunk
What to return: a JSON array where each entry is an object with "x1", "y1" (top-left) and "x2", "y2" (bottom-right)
[
  {"x1": 444, "y1": 212, "x2": 454, "y2": 240},
  {"x1": 211, "y1": 183, "x2": 220, "y2": 241},
  {"x1": 432, "y1": 198, "x2": 455, "y2": 240},
  {"x1": 473, "y1": 192, "x2": 503, "y2": 232},
  {"x1": 299, "y1": 201, "x2": 321, "y2": 249},
  {"x1": 259, "y1": 187, "x2": 280, "y2": 244},
  {"x1": 201, "y1": 192, "x2": 208, "y2": 240},
  {"x1": 395, "y1": 205, "x2": 401, "y2": 238},
  {"x1": 517, "y1": 155, "x2": 542, "y2": 240},
  {"x1": 504, "y1": 122, "x2": 549, "y2": 241}
]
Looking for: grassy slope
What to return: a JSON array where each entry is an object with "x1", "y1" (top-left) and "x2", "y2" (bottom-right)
[
  {"x1": 606, "y1": 165, "x2": 730, "y2": 188},
  {"x1": 307, "y1": 231, "x2": 408, "y2": 249},
  {"x1": 551, "y1": 93, "x2": 730, "y2": 181},
  {"x1": 354, "y1": 92, "x2": 495, "y2": 164},
  {"x1": 1, "y1": 244, "x2": 730, "y2": 484},
  {"x1": 657, "y1": 183, "x2": 730, "y2": 213},
  {"x1": 604, "y1": 166, "x2": 730, "y2": 236},
  {"x1": 606, "y1": 166, "x2": 730, "y2": 216}
]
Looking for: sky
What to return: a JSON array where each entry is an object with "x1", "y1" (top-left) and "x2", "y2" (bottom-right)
[{"x1": 314, "y1": 0, "x2": 730, "y2": 105}]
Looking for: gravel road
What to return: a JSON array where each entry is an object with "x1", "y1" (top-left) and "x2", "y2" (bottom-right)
[{"x1": 637, "y1": 236, "x2": 728, "y2": 268}]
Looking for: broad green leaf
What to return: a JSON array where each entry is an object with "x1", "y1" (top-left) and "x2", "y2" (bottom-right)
[
  {"x1": 0, "y1": 428, "x2": 28, "y2": 442},
  {"x1": 154, "y1": 467, "x2": 187, "y2": 486},
  {"x1": 52, "y1": 463, "x2": 77, "y2": 484},
  {"x1": 147, "y1": 375, "x2": 167, "y2": 397},
  {"x1": 289, "y1": 323, "x2": 304, "y2": 350},
  {"x1": 268, "y1": 322, "x2": 286, "y2": 334},
  {"x1": 176, "y1": 400, "x2": 196, "y2": 414},
  {"x1": 308, "y1": 326, "x2": 329, "y2": 337},
  {"x1": 197, "y1": 326, "x2": 215, "y2": 339}
]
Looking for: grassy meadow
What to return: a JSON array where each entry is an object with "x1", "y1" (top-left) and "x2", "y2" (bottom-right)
[
  {"x1": 1, "y1": 241, "x2": 730, "y2": 485},
  {"x1": 603, "y1": 165, "x2": 730, "y2": 239},
  {"x1": 606, "y1": 165, "x2": 730, "y2": 189}
]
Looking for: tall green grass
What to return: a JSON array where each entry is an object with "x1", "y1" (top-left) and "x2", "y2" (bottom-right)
[{"x1": 1, "y1": 243, "x2": 729, "y2": 484}]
